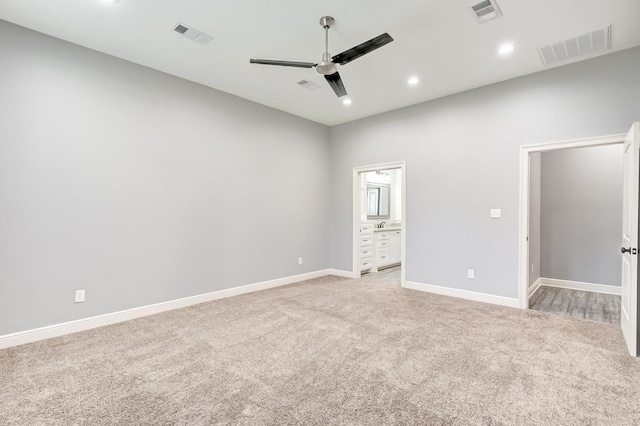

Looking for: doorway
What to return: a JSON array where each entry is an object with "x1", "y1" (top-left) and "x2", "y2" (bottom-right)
[
  {"x1": 527, "y1": 144, "x2": 622, "y2": 324},
  {"x1": 518, "y1": 124, "x2": 639, "y2": 356},
  {"x1": 352, "y1": 162, "x2": 406, "y2": 286}
]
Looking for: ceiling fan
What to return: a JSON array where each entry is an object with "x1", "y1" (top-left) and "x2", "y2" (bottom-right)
[{"x1": 250, "y1": 16, "x2": 394, "y2": 98}]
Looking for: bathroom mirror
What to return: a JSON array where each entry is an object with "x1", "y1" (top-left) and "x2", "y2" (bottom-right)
[{"x1": 367, "y1": 184, "x2": 390, "y2": 219}]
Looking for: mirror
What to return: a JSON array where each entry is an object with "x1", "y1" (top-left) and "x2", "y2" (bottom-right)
[{"x1": 367, "y1": 184, "x2": 390, "y2": 219}]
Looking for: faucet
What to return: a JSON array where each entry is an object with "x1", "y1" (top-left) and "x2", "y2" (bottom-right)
[{"x1": 379, "y1": 221, "x2": 386, "y2": 228}]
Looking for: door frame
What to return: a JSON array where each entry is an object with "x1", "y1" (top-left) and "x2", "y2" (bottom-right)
[
  {"x1": 518, "y1": 133, "x2": 626, "y2": 309},
  {"x1": 353, "y1": 161, "x2": 407, "y2": 285}
]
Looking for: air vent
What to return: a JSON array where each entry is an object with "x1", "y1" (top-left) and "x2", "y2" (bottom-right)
[
  {"x1": 470, "y1": 0, "x2": 502, "y2": 24},
  {"x1": 174, "y1": 24, "x2": 188, "y2": 35},
  {"x1": 171, "y1": 22, "x2": 213, "y2": 45},
  {"x1": 538, "y1": 25, "x2": 611, "y2": 67},
  {"x1": 297, "y1": 80, "x2": 321, "y2": 90}
]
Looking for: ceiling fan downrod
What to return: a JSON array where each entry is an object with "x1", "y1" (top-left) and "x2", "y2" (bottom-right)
[{"x1": 317, "y1": 16, "x2": 337, "y2": 75}]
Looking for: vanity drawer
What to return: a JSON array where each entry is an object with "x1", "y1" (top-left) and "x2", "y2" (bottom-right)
[
  {"x1": 360, "y1": 247, "x2": 374, "y2": 258},
  {"x1": 361, "y1": 259, "x2": 374, "y2": 270},
  {"x1": 377, "y1": 248, "x2": 389, "y2": 265},
  {"x1": 376, "y1": 232, "x2": 389, "y2": 240},
  {"x1": 376, "y1": 239, "x2": 389, "y2": 249},
  {"x1": 360, "y1": 223, "x2": 374, "y2": 234},
  {"x1": 360, "y1": 236, "x2": 374, "y2": 247}
]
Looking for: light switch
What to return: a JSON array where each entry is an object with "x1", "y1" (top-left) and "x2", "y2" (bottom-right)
[{"x1": 490, "y1": 209, "x2": 501, "y2": 219}]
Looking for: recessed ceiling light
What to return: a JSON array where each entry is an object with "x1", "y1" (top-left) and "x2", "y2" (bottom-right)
[
  {"x1": 498, "y1": 43, "x2": 514, "y2": 55},
  {"x1": 342, "y1": 98, "x2": 352, "y2": 106},
  {"x1": 407, "y1": 76, "x2": 419, "y2": 86}
]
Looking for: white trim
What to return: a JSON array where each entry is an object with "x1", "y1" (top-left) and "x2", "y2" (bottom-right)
[
  {"x1": 327, "y1": 269, "x2": 357, "y2": 279},
  {"x1": 518, "y1": 132, "x2": 626, "y2": 309},
  {"x1": 528, "y1": 278, "x2": 542, "y2": 298},
  {"x1": 403, "y1": 281, "x2": 520, "y2": 309},
  {"x1": 538, "y1": 277, "x2": 622, "y2": 296},
  {"x1": 352, "y1": 161, "x2": 407, "y2": 286},
  {"x1": 0, "y1": 269, "x2": 335, "y2": 350},
  {"x1": 520, "y1": 133, "x2": 627, "y2": 152}
]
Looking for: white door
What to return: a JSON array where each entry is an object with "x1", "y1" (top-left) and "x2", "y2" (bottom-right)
[{"x1": 621, "y1": 123, "x2": 639, "y2": 357}]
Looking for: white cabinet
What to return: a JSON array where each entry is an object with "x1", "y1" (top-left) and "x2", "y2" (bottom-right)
[
  {"x1": 375, "y1": 229, "x2": 401, "y2": 269},
  {"x1": 360, "y1": 223, "x2": 374, "y2": 271},
  {"x1": 388, "y1": 229, "x2": 402, "y2": 265},
  {"x1": 362, "y1": 225, "x2": 401, "y2": 272}
]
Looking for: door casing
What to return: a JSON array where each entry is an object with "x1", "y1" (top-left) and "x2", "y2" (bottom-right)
[
  {"x1": 518, "y1": 133, "x2": 626, "y2": 309},
  {"x1": 352, "y1": 162, "x2": 407, "y2": 285}
]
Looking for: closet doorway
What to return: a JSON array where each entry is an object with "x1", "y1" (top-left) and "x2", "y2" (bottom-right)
[
  {"x1": 352, "y1": 162, "x2": 406, "y2": 286},
  {"x1": 528, "y1": 144, "x2": 622, "y2": 323},
  {"x1": 518, "y1": 123, "x2": 640, "y2": 356}
]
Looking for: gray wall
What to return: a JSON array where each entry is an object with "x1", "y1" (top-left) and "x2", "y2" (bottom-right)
[
  {"x1": 330, "y1": 46, "x2": 640, "y2": 298},
  {"x1": 0, "y1": 20, "x2": 331, "y2": 335},
  {"x1": 540, "y1": 145, "x2": 623, "y2": 286},
  {"x1": 2, "y1": 18, "x2": 640, "y2": 337},
  {"x1": 529, "y1": 153, "x2": 541, "y2": 286}
]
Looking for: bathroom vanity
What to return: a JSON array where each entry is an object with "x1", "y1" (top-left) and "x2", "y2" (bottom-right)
[{"x1": 360, "y1": 222, "x2": 401, "y2": 273}]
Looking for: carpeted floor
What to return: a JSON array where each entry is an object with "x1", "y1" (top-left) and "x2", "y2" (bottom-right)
[{"x1": 2, "y1": 269, "x2": 640, "y2": 425}]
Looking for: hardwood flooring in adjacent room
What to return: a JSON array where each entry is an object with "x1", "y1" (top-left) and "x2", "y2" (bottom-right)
[
  {"x1": 529, "y1": 285, "x2": 621, "y2": 324},
  {"x1": 361, "y1": 265, "x2": 401, "y2": 287}
]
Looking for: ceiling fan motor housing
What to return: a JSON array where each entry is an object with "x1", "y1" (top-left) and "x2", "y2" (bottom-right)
[{"x1": 317, "y1": 52, "x2": 337, "y2": 75}]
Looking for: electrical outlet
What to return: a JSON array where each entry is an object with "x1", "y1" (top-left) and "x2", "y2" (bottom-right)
[
  {"x1": 490, "y1": 209, "x2": 501, "y2": 218},
  {"x1": 467, "y1": 269, "x2": 475, "y2": 279},
  {"x1": 75, "y1": 289, "x2": 85, "y2": 303},
  {"x1": 298, "y1": 257, "x2": 303, "y2": 265}
]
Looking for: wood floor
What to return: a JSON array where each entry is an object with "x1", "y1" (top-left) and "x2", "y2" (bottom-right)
[
  {"x1": 361, "y1": 265, "x2": 401, "y2": 286},
  {"x1": 529, "y1": 285, "x2": 621, "y2": 324}
]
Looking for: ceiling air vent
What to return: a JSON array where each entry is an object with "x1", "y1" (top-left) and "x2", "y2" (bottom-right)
[
  {"x1": 174, "y1": 24, "x2": 188, "y2": 35},
  {"x1": 538, "y1": 25, "x2": 611, "y2": 67},
  {"x1": 171, "y1": 22, "x2": 213, "y2": 45},
  {"x1": 470, "y1": 0, "x2": 502, "y2": 24},
  {"x1": 297, "y1": 80, "x2": 321, "y2": 90}
]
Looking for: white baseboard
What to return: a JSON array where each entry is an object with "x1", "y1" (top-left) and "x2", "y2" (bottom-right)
[
  {"x1": 0, "y1": 269, "x2": 335, "y2": 350},
  {"x1": 403, "y1": 281, "x2": 520, "y2": 308},
  {"x1": 538, "y1": 277, "x2": 622, "y2": 296},
  {"x1": 529, "y1": 278, "x2": 542, "y2": 298},
  {"x1": 327, "y1": 269, "x2": 357, "y2": 279}
]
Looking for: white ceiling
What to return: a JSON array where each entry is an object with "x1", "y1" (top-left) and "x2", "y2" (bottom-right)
[{"x1": 1, "y1": 0, "x2": 639, "y2": 126}]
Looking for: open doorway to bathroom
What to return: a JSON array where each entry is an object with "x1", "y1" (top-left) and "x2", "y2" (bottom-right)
[{"x1": 352, "y1": 162, "x2": 406, "y2": 286}]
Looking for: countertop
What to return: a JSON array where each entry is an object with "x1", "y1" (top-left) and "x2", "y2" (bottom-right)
[{"x1": 374, "y1": 227, "x2": 402, "y2": 232}]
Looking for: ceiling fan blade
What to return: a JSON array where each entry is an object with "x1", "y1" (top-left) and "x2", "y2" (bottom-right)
[
  {"x1": 249, "y1": 59, "x2": 315, "y2": 68},
  {"x1": 325, "y1": 72, "x2": 347, "y2": 97},
  {"x1": 331, "y1": 33, "x2": 394, "y2": 66}
]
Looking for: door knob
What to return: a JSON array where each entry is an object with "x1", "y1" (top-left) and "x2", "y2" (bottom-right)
[{"x1": 621, "y1": 247, "x2": 637, "y2": 254}]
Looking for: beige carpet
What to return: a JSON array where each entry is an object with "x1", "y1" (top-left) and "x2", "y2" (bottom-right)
[{"x1": 2, "y1": 270, "x2": 640, "y2": 425}]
